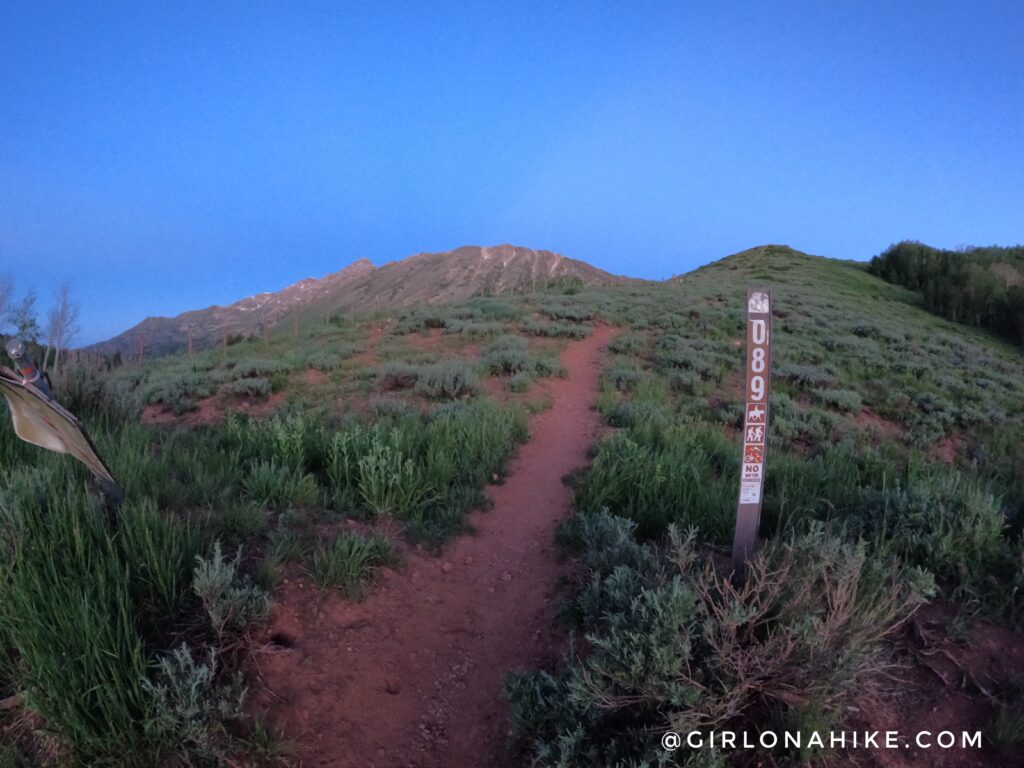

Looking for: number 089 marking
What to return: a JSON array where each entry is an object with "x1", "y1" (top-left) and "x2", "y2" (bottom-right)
[{"x1": 750, "y1": 319, "x2": 768, "y2": 401}]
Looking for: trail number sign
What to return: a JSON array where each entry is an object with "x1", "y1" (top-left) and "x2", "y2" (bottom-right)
[{"x1": 731, "y1": 288, "x2": 772, "y2": 575}]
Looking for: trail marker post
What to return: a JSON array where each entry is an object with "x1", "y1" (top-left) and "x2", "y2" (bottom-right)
[{"x1": 731, "y1": 288, "x2": 772, "y2": 578}]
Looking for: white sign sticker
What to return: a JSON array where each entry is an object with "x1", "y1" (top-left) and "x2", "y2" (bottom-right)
[{"x1": 740, "y1": 480, "x2": 762, "y2": 504}]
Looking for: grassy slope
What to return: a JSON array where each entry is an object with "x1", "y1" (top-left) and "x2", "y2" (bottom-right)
[
  {"x1": 509, "y1": 245, "x2": 1024, "y2": 767},
  {"x1": 681, "y1": 245, "x2": 1022, "y2": 493},
  {"x1": 3, "y1": 248, "x2": 1024, "y2": 765},
  {"x1": 0, "y1": 286, "x2": 598, "y2": 766}
]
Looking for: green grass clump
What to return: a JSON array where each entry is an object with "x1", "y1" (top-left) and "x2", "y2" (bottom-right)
[
  {"x1": 605, "y1": 363, "x2": 643, "y2": 391},
  {"x1": 0, "y1": 481, "x2": 250, "y2": 765},
  {"x1": 303, "y1": 350, "x2": 343, "y2": 371},
  {"x1": 323, "y1": 402, "x2": 528, "y2": 536},
  {"x1": 0, "y1": 492, "x2": 161, "y2": 762},
  {"x1": 576, "y1": 427, "x2": 737, "y2": 540},
  {"x1": 355, "y1": 434, "x2": 437, "y2": 517},
  {"x1": 242, "y1": 460, "x2": 321, "y2": 508},
  {"x1": 117, "y1": 497, "x2": 202, "y2": 629},
  {"x1": 310, "y1": 531, "x2": 396, "y2": 598}
]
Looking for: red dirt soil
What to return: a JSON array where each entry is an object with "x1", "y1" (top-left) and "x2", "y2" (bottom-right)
[
  {"x1": 852, "y1": 603, "x2": 1024, "y2": 768},
  {"x1": 141, "y1": 391, "x2": 288, "y2": 427},
  {"x1": 254, "y1": 326, "x2": 617, "y2": 767}
]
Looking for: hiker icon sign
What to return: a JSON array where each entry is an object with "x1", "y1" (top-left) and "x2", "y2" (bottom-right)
[{"x1": 748, "y1": 291, "x2": 769, "y2": 314}]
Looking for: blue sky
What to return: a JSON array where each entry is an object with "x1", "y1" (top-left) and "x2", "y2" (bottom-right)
[{"x1": 1, "y1": 2, "x2": 1021, "y2": 344}]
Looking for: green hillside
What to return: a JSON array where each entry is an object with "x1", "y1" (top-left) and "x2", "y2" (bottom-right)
[
  {"x1": 507, "y1": 245, "x2": 1024, "y2": 766},
  {"x1": 2, "y1": 246, "x2": 1023, "y2": 766}
]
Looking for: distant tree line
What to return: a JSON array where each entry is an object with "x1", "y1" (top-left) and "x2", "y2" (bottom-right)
[{"x1": 869, "y1": 241, "x2": 1024, "y2": 345}]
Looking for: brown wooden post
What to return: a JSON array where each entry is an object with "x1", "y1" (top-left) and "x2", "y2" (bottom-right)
[{"x1": 731, "y1": 288, "x2": 772, "y2": 578}]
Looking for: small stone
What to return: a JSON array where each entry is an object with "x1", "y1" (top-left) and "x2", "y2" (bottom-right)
[
  {"x1": 441, "y1": 562, "x2": 453, "y2": 573},
  {"x1": 501, "y1": 571, "x2": 512, "y2": 582},
  {"x1": 463, "y1": 556, "x2": 474, "y2": 566},
  {"x1": 385, "y1": 678, "x2": 401, "y2": 695}
]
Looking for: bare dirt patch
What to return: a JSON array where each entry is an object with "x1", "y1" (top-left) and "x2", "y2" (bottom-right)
[
  {"x1": 141, "y1": 392, "x2": 288, "y2": 427},
  {"x1": 140, "y1": 395, "x2": 225, "y2": 427},
  {"x1": 253, "y1": 326, "x2": 617, "y2": 767},
  {"x1": 932, "y1": 430, "x2": 968, "y2": 465},
  {"x1": 301, "y1": 368, "x2": 330, "y2": 386},
  {"x1": 348, "y1": 323, "x2": 389, "y2": 368},
  {"x1": 856, "y1": 407, "x2": 905, "y2": 442},
  {"x1": 850, "y1": 603, "x2": 1024, "y2": 768}
]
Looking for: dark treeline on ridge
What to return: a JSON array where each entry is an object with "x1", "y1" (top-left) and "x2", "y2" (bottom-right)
[{"x1": 870, "y1": 241, "x2": 1024, "y2": 345}]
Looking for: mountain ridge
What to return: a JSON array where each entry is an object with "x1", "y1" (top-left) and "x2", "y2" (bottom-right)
[{"x1": 88, "y1": 244, "x2": 636, "y2": 358}]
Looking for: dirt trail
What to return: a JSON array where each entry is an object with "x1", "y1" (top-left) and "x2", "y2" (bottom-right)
[{"x1": 257, "y1": 326, "x2": 616, "y2": 768}]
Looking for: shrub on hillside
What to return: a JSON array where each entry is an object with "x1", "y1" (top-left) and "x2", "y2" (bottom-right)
[
  {"x1": 775, "y1": 363, "x2": 838, "y2": 389},
  {"x1": 812, "y1": 387, "x2": 863, "y2": 413},
  {"x1": 603, "y1": 364, "x2": 641, "y2": 392},
  {"x1": 141, "y1": 371, "x2": 213, "y2": 413},
  {"x1": 192, "y1": 542, "x2": 271, "y2": 641},
  {"x1": 521, "y1": 320, "x2": 591, "y2": 339},
  {"x1": 141, "y1": 644, "x2": 247, "y2": 765},
  {"x1": 608, "y1": 332, "x2": 643, "y2": 355},
  {"x1": 842, "y1": 471, "x2": 1020, "y2": 619},
  {"x1": 482, "y1": 335, "x2": 531, "y2": 375},
  {"x1": 444, "y1": 320, "x2": 506, "y2": 337},
  {"x1": 224, "y1": 377, "x2": 271, "y2": 398},
  {"x1": 379, "y1": 362, "x2": 421, "y2": 390},
  {"x1": 536, "y1": 302, "x2": 595, "y2": 321},
  {"x1": 507, "y1": 517, "x2": 933, "y2": 767},
  {"x1": 230, "y1": 359, "x2": 293, "y2": 379},
  {"x1": 413, "y1": 361, "x2": 481, "y2": 399}
]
